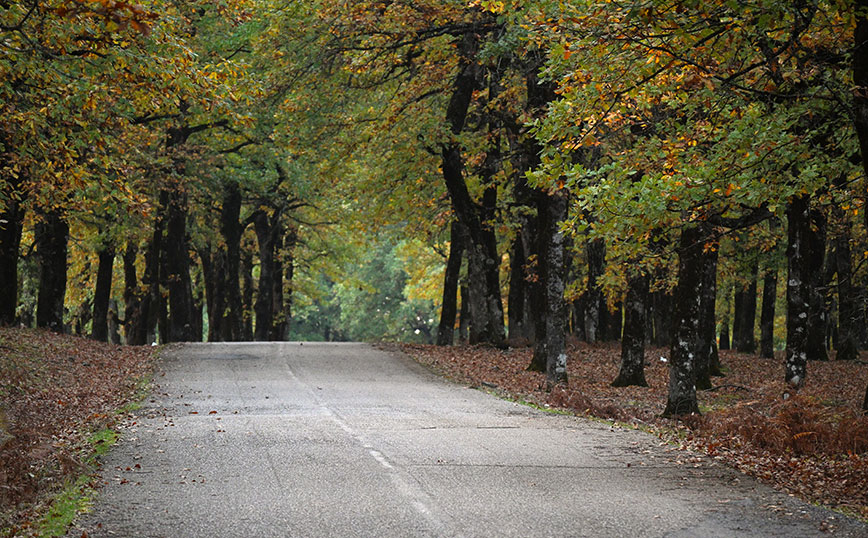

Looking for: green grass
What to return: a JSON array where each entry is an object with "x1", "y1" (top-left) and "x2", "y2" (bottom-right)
[
  {"x1": 32, "y1": 476, "x2": 94, "y2": 538},
  {"x1": 30, "y1": 376, "x2": 153, "y2": 537}
]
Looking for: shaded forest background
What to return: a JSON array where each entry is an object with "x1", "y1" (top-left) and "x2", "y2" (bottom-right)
[{"x1": 2, "y1": 0, "x2": 868, "y2": 417}]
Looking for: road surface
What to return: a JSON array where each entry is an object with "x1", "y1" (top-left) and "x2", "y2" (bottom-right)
[{"x1": 70, "y1": 342, "x2": 867, "y2": 537}]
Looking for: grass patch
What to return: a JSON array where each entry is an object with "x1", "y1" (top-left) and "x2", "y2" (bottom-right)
[{"x1": 31, "y1": 476, "x2": 93, "y2": 538}]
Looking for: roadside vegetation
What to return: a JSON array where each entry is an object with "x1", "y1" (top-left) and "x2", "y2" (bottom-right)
[{"x1": 0, "y1": 328, "x2": 156, "y2": 536}]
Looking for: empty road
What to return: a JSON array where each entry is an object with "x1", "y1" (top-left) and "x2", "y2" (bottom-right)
[{"x1": 71, "y1": 343, "x2": 867, "y2": 537}]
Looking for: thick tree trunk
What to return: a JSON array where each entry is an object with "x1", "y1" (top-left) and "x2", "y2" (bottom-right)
[
  {"x1": 612, "y1": 271, "x2": 648, "y2": 387},
  {"x1": 438, "y1": 220, "x2": 465, "y2": 346},
  {"x1": 123, "y1": 244, "x2": 148, "y2": 345},
  {"x1": 759, "y1": 266, "x2": 777, "y2": 359},
  {"x1": 806, "y1": 212, "x2": 829, "y2": 361},
  {"x1": 585, "y1": 237, "x2": 605, "y2": 343},
  {"x1": 695, "y1": 242, "x2": 720, "y2": 390},
  {"x1": 164, "y1": 190, "x2": 197, "y2": 342},
  {"x1": 529, "y1": 191, "x2": 569, "y2": 386},
  {"x1": 0, "y1": 176, "x2": 24, "y2": 326},
  {"x1": 663, "y1": 225, "x2": 705, "y2": 417},
  {"x1": 733, "y1": 258, "x2": 758, "y2": 353},
  {"x1": 35, "y1": 210, "x2": 69, "y2": 332},
  {"x1": 142, "y1": 194, "x2": 165, "y2": 345},
  {"x1": 91, "y1": 245, "x2": 115, "y2": 342},
  {"x1": 786, "y1": 195, "x2": 827, "y2": 387}
]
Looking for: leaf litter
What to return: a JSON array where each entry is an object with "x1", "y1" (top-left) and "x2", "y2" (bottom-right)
[{"x1": 0, "y1": 328, "x2": 157, "y2": 535}]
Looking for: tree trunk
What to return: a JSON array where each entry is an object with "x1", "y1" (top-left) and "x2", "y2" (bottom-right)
[
  {"x1": 786, "y1": 195, "x2": 827, "y2": 387},
  {"x1": 834, "y1": 217, "x2": 858, "y2": 361},
  {"x1": 253, "y1": 212, "x2": 275, "y2": 341},
  {"x1": 695, "y1": 242, "x2": 720, "y2": 390},
  {"x1": 507, "y1": 228, "x2": 529, "y2": 342},
  {"x1": 241, "y1": 246, "x2": 254, "y2": 341},
  {"x1": 585, "y1": 237, "x2": 605, "y2": 343},
  {"x1": 458, "y1": 284, "x2": 469, "y2": 344},
  {"x1": 604, "y1": 302, "x2": 623, "y2": 341},
  {"x1": 123, "y1": 244, "x2": 147, "y2": 345},
  {"x1": 733, "y1": 258, "x2": 758, "y2": 353},
  {"x1": 854, "y1": 0, "x2": 868, "y2": 225},
  {"x1": 35, "y1": 210, "x2": 69, "y2": 332},
  {"x1": 220, "y1": 181, "x2": 244, "y2": 341},
  {"x1": 529, "y1": 190, "x2": 569, "y2": 386},
  {"x1": 91, "y1": 245, "x2": 115, "y2": 342},
  {"x1": 759, "y1": 266, "x2": 777, "y2": 359},
  {"x1": 806, "y1": 211, "x2": 829, "y2": 361},
  {"x1": 663, "y1": 224, "x2": 705, "y2": 417},
  {"x1": 107, "y1": 299, "x2": 121, "y2": 345},
  {"x1": 164, "y1": 190, "x2": 197, "y2": 342},
  {"x1": 283, "y1": 227, "x2": 297, "y2": 341},
  {"x1": 651, "y1": 285, "x2": 672, "y2": 347},
  {"x1": 612, "y1": 270, "x2": 648, "y2": 387},
  {"x1": 142, "y1": 194, "x2": 165, "y2": 345},
  {"x1": 270, "y1": 227, "x2": 285, "y2": 341},
  {"x1": 438, "y1": 220, "x2": 465, "y2": 346},
  {"x1": 0, "y1": 176, "x2": 24, "y2": 326},
  {"x1": 201, "y1": 244, "x2": 221, "y2": 341}
]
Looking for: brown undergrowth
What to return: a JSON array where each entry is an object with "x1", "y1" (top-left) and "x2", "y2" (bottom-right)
[
  {"x1": 0, "y1": 328, "x2": 156, "y2": 534},
  {"x1": 398, "y1": 341, "x2": 868, "y2": 520}
]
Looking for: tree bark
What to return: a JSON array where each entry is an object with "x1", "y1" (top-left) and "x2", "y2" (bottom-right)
[
  {"x1": 221, "y1": 181, "x2": 244, "y2": 341},
  {"x1": 733, "y1": 257, "x2": 758, "y2": 353},
  {"x1": 0, "y1": 175, "x2": 24, "y2": 326},
  {"x1": 282, "y1": 226, "x2": 297, "y2": 341},
  {"x1": 438, "y1": 220, "x2": 465, "y2": 346},
  {"x1": 854, "y1": 0, "x2": 868, "y2": 208},
  {"x1": 35, "y1": 210, "x2": 69, "y2": 332},
  {"x1": 241, "y1": 246, "x2": 254, "y2": 341},
  {"x1": 506, "y1": 231, "x2": 529, "y2": 343},
  {"x1": 123, "y1": 244, "x2": 147, "y2": 345},
  {"x1": 612, "y1": 270, "x2": 648, "y2": 387},
  {"x1": 786, "y1": 195, "x2": 826, "y2": 387},
  {"x1": 253, "y1": 211, "x2": 275, "y2": 341},
  {"x1": 663, "y1": 224, "x2": 705, "y2": 417},
  {"x1": 529, "y1": 190, "x2": 569, "y2": 386},
  {"x1": 458, "y1": 284, "x2": 469, "y2": 344},
  {"x1": 585, "y1": 237, "x2": 605, "y2": 343},
  {"x1": 696, "y1": 241, "x2": 720, "y2": 390},
  {"x1": 833, "y1": 216, "x2": 858, "y2": 361},
  {"x1": 759, "y1": 266, "x2": 777, "y2": 359},
  {"x1": 270, "y1": 227, "x2": 285, "y2": 341},
  {"x1": 164, "y1": 189, "x2": 197, "y2": 342},
  {"x1": 438, "y1": 32, "x2": 506, "y2": 347},
  {"x1": 91, "y1": 245, "x2": 115, "y2": 342},
  {"x1": 651, "y1": 285, "x2": 672, "y2": 347}
]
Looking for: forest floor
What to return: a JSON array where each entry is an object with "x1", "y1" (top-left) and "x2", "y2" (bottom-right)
[
  {"x1": 0, "y1": 328, "x2": 156, "y2": 536},
  {"x1": 398, "y1": 341, "x2": 868, "y2": 521}
]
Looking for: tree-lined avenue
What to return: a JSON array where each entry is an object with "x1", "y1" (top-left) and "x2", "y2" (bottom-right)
[{"x1": 71, "y1": 343, "x2": 866, "y2": 537}]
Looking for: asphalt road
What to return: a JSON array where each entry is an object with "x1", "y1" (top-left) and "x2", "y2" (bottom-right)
[{"x1": 71, "y1": 342, "x2": 867, "y2": 537}]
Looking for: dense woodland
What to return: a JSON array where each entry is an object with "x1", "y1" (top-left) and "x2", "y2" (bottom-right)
[{"x1": 2, "y1": 0, "x2": 868, "y2": 416}]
